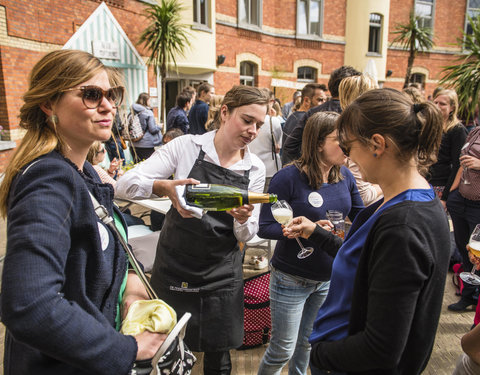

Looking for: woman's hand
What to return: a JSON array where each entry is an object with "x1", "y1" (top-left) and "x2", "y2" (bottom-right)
[
  {"x1": 228, "y1": 204, "x2": 254, "y2": 224},
  {"x1": 108, "y1": 157, "x2": 122, "y2": 175},
  {"x1": 135, "y1": 331, "x2": 168, "y2": 360},
  {"x1": 152, "y1": 178, "x2": 200, "y2": 218},
  {"x1": 122, "y1": 272, "x2": 150, "y2": 319},
  {"x1": 460, "y1": 155, "x2": 480, "y2": 170},
  {"x1": 283, "y1": 216, "x2": 322, "y2": 239}
]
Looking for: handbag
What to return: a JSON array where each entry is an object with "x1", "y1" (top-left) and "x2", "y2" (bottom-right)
[
  {"x1": 128, "y1": 109, "x2": 145, "y2": 143},
  {"x1": 88, "y1": 193, "x2": 196, "y2": 375},
  {"x1": 238, "y1": 271, "x2": 271, "y2": 349}
]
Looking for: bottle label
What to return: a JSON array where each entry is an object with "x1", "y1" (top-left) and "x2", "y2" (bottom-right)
[{"x1": 190, "y1": 183, "x2": 210, "y2": 190}]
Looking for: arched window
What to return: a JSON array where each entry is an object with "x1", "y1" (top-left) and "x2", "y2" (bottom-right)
[
  {"x1": 409, "y1": 73, "x2": 426, "y2": 88},
  {"x1": 297, "y1": 66, "x2": 317, "y2": 82},
  {"x1": 368, "y1": 13, "x2": 382, "y2": 54},
  {"x1": 240, "y1": 61, "x2": 256, "y2": 86}
]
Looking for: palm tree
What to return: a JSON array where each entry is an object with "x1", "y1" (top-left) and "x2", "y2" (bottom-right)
[
  {"x1": 138, "y1": 0, "x2": 191, "y2": 126},
  {"x1": 440, "y1": 16, "x2": 480, "y2": 123},
  {"x1": 391, "y1": 11, "x2": 434, "y2": 88}
]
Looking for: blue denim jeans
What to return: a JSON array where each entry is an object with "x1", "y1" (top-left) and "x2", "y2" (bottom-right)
[{"x1": 257, "y1": 268, "x2": 330, "y2": 375}]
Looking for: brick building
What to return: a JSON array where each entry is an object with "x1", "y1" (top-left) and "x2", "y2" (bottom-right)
[{"x1": 0, "y1": 0, "x2": 475, "y2": 172}]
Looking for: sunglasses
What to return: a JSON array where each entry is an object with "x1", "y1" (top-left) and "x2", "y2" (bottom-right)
[
  {"x1": 96, "y1": 147, "x2": 106, "y2": 155},
  {"x1": 62, "y1": 85, "x2": 125, "y2": 109}
]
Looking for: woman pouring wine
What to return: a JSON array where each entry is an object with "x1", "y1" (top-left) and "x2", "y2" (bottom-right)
[{"x1": 116, "y1": 85, "x2": 269, "y2": 374}]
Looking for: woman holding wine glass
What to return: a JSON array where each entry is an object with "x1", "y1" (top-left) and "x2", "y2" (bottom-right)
[
  {"x1": 446, "y1": 123, "x2": 480, "y2": 315},
  {"x1": 116, "y1": 85, "x2": 269, "y2": 374},
  {"x1": 308, "y1": 88, "x2": 451, "y2": 375},
  {"x1": 257, "y1": 112, "x2": 364, "y2": 375}
]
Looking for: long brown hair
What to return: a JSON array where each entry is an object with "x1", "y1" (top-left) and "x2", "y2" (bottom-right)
[
  {"x1": 294, "y1": 111, "x2": 342, "y2": 189},
  {"x1": 0, "y1": 49, "x2": 106, "y2": 217},
  {"x1": 337, "y1": 88, "x2": 443, "y2": 176}
]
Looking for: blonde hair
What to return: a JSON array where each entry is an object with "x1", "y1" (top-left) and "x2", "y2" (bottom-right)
[
  {"x1": 433, "y1": 89, "x2": 460, "y2": 133},
  {"x1": 86, "y1": 141, "x2": 103, "y2": 165},
  {"x1": 339, "y1": 74, "x2": 377, "y2": 110},
  {"x1": 0, "y1": 49, "x2": 106, "y2": 217}
]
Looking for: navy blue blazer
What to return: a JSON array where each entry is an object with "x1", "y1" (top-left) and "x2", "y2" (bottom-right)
[{"x1": 2, "y1": 151, "x2": 137, "y2": 375}]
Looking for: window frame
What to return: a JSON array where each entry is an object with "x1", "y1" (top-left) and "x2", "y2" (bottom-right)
[
  {"x1": 238, "y1": 0, "x2": 263, "y2": 28},
  {"x1": 367, "y1": 13, "x2": 382, "y2": 55},
  {"x1": 409, "y1": 73, "x2": 426, "y2": 88},
  {"x1": 297, "y1": 66, "x2": 317, "y2": 83},
  {"x1": 465, "y1": 0, "x2": 480, "y2": 36},
  {"x1": 296, "y1": 0, "x2": 323, "y2": 38},
  {"x1": 239, "y1": 61, "x2": 256, "y2": 86},
  {"x1": 415, "y1": 0, "x2": 435, "y2": 30},
  {"x1": 193, "y1": 0, "x2": 210, "y2": 29}
]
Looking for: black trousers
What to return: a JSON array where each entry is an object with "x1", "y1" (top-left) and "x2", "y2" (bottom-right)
[
  {"x1": 447, "y1": 190, "x2": 480, "y2": 301},
  {"x1": 203, "y1": 351, "x2": 232, "y2": 375}
]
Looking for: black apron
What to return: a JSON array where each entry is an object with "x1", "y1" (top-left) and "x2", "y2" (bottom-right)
[{"x1": 150, "y1": 149, "x2": 250, "y2": 352}]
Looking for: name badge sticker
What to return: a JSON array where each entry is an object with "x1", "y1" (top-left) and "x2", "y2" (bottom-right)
[{"x1": 308, "y1": 192, "x2": 323, "y2": 208}]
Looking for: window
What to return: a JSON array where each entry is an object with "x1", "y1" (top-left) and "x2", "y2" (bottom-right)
[
  {"x1": 368, "y1": 13, "x2": 382, "y2": 54},
  {"x1": 297, "y1": 0, "x2": 322, "y2": 36},
  {"x1": 238, "y1": 0, "x2": 262, "y2": 27},
  {"x1": 466, "y1": 0, "x2": 480, "y2": 35},
  {"x1": 297, "y1": 66, "x2": 317, "y2": 82},
  {"x1": 409, "y1": 73, "x2": 426, "y2": 88},
  {"x1": 415, "y1": 0, "x2": 434, "y2": 29},
  {"x1": 193, "y1": 0, "x2": 209, "y2": 27},
  {"x1": 240, "y1": 61, "x2": 256, "y2": 86}
]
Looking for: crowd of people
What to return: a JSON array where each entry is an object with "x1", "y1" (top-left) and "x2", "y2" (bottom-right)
[{"x1": 0, "y1": 48, "x2": 480, "y2": 375}]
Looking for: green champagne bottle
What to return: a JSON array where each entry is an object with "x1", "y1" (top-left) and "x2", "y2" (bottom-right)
[{"x1": 185, "y1": 183, "x2": 277, "y2": 211}]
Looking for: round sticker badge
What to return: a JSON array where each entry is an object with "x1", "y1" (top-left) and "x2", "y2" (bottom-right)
[
  {"x1": 308, "y1": 192, "x2": 323, "y2": 207},
  {"x1": 97, "y1": 222, "x2": 110, "y2": 251}
]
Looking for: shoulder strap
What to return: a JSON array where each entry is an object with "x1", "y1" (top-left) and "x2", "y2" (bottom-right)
[{"x1": 88, "y1": 192, "x2": 158, "y2": 300}]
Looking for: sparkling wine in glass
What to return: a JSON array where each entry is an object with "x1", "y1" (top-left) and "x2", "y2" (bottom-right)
[
  {"x1": 460, "y1": 224, "x2": 480, "y2": 285},
  {"x1": 271, "y1": 200, "x2": 314, "y2": 259}
]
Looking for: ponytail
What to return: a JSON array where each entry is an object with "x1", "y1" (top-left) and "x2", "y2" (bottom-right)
[
  {"x1": 413, "y1": 101, "x2": 443, "y2": 176},
  {"x1": 337, "y1": 88, "x2": 443, "y2": 176}
]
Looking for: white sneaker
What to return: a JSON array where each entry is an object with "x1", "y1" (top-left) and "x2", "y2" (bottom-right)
[{"x1": 254, "y1": 256, "x2": 268, "y2": 270}]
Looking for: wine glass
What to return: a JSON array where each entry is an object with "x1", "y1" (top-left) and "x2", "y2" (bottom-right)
[
  {"x1": 460, "y1": 224, "x2": 480, "y2": 285},
  {"x1": 271, "y1": 200, "x2": 314, "y2": 259}
]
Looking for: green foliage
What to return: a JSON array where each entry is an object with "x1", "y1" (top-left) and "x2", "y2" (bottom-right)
[
  {"x1": 440, "y1": 16, "x2": 480, "y2": 123},
  {"x1": 138, "y1": 0, "x2": 191, "y2": 121},
  {"x1": 391, "y1": 11, "x2": 434, "y2": 88}
]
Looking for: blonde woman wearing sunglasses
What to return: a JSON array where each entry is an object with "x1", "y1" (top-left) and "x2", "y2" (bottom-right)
[{"x1": 0, "y1": 49, "x2": 165, "y2": 375}]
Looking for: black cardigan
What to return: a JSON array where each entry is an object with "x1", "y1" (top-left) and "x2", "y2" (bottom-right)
[{"x1": 310, "y1": 199, "x2": 451, "y2": 375}]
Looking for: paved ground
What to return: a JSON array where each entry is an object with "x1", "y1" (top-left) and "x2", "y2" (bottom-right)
[{"x1": 0, "y1": 213, "x2": 473, "y2": 374}]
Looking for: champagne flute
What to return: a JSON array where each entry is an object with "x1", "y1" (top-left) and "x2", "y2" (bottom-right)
[
  {"x1": 271, "y1": 200, "x2": 314, "y2": 259},
  {"x1": 460, "y1": 224, "x2": 480, "y2": 285}
]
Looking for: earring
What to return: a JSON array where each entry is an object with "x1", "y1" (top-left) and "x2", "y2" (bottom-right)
[
  {"x1": 373, "y1": 153, "x2": 377, "y2": 158},
  {"x1": 50, "y1": 114, "x2": 58, "y2": 124}
]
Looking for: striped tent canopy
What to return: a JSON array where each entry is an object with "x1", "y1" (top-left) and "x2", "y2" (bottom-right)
[{"x1": 63, "y1": 2, "x2": 148, "y2": 109}]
